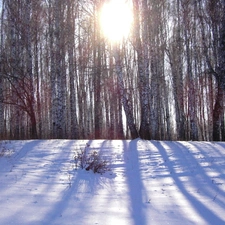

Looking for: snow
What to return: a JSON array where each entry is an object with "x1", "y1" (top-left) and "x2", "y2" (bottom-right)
[{"x1": 0, "y1": 139, "x2": 225, "y2": 225}]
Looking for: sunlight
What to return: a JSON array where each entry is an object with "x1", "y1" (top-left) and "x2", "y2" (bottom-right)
[{"x1": 99, "y1": 0, "x2": 133, "y2": 43}]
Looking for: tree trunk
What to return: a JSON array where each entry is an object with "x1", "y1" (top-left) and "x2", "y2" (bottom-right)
[
  {"x1": 114, "y1": 49, "x2": 139, "y2": 139},
  {"x1": 182, "y1": 0, "x2": 198, "y2": 140},
  {"x1": 67, "y1": 0, "x2": 79, "y2": 139},
  {"x1": 213, "y1": 83, "x2": 224, "y2": 141},
  {"x1": 0, "y1": 0, "x2": 5, "y2": 139},
  {"x1": 93, "y1": 3, "x2": 102, "y2": 139},
  {"x1": 133, "y1": 0, "x2": 150, "y2": 139}
]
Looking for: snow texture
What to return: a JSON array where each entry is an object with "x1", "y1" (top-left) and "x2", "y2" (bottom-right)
[{"x1": 0, "y1": 139, "x2": 225, "y2": 225}]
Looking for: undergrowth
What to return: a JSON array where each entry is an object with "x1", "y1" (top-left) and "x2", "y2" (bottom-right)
[{"x1": 74, "y1": 143, "x2": 109, "y2": 174}]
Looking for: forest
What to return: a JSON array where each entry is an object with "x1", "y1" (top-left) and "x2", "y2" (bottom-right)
[{"x1": 0, "y1": 0, "x2": 224, "y2": 141}]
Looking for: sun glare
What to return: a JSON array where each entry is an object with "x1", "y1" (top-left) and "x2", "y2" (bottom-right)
[{"x1": 100, "y1": 0, "x2": 133, "y2": 43}]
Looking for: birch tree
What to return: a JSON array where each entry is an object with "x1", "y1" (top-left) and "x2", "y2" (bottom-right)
[
  {"x1": 114, "y1": 47, "x2": 139, "y2": 139},
  {"x1": 0, "y1": 0, "x2": 5, "y2": 138},
  {"x1": 198, "y1": 0, "x2": 225, "y2": 140},
  {"x1": 132, "y1": 0, "x2": 150, "y2": 139},
  {"x1": 1, "y1": 0, "x2": 39, "y2": 138},
  {"x1": 0, "y1": 0, "x2": 224, "y2": 140},
  {"x1": 66, "y1": 0, "x2": 79, "y2": 138}
]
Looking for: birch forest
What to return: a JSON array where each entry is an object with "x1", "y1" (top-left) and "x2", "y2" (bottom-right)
[{"x1": 0, "y1": 0, "x2": 225, "y2": 141}]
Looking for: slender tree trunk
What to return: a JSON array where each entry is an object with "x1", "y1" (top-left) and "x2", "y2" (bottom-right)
[
  {"x1": 198, "y1": 0, "x2": 225, "y2": 140},
  {"x1": 0, "y1": 0, "x2": 5, "y2": 139},
  {"x1": 133, "y1": 0, "x2": 150, "y2": 139},
  {"x1": 93, "y1": 2, "x2": 102, "y2": 139},
  {"x1": 25, "y1": 0, "x2": 38, "y2": 138},
  {"x1": 213, "y1": 83, "x2": 224, "y2": 140},
  {"x1": 114, "y1": 48, "x2": 138, "y2": 139},
  {"x1": 67, "y1": 0, "x2": 79, "y2": 138},
  {"x1": 213, "y1": 0, "x2": 225, "y2": 140}
]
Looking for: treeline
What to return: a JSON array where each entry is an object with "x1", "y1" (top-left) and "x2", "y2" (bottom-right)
[{"x1": 0, "y1": 0, "x2": 224, "y2": 141}]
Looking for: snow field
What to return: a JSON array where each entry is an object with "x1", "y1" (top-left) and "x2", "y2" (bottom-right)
[{"x1": 0, "y1": 139, "x2": 225, "y2": 225}]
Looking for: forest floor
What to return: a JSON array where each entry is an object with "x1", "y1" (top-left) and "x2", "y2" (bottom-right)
[{"x1": 0, "y1": 139, "x2": 225, "y2": 225}]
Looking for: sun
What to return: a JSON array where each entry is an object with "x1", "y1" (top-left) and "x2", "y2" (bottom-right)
[{"x1": 100, "y1": 0, "x2": 133, "y2": 43}]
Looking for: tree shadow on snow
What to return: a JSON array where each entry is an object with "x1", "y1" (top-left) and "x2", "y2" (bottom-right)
[
  {"x1": 123, "y1": 139, "x2": 147, "y2": 225},
  {"x1": 151, "y1": 141, "x2": 225, "y2": 225},
  {"x1": 42, "y1": 139, "x2": 117, "y2": 225}
]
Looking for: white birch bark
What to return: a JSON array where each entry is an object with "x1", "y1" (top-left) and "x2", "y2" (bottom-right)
[
  {"x1": 0, "y1": 0, "x2": 5, "y2": 138},
  {"x1": 67, "y1": 0, "x2": 79, "y2": 138},
  {"x1": 132, "y1": 0, "x2": 150, "y2": 139},
  {"x1": 51, "y1": 0, "x2": 66, "y2": 138},
  {"x1": 114, "y1": 48, "x2": 138, "y2": 139}
]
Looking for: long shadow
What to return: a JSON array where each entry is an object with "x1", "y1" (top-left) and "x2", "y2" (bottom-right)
[
  {"x1": 151, "y1": 141, "x2": 225, "y2": 224},
  {"x1": 42, "y1": 139, "x2": 95, "y2": 223},
  {"x1": 1, "y1": 140, "x2": 103, "y2": 224},
  {"x1": 0, "y1": 140, "x2": 39, "y2": 172},
  {"x1": 188, "y1": 141, "x2": 225, "y2": 177},
  {"x1": 182, "y1": 142, "x2": 225, "y2": 206},
  {"x1": 44, "y1": 167, "x2": 100, "y2": 224},
  {"x1": 174, "y1": 142, "x2": 225, "y2": 205},
  {"x1": 11, "y1": 140, "x2": 40, "y2": 161},
  {"x1": 0, "y1": 140, "x2": 53, "y2": 224},
  {"x1": 123, "y1": 139, "x2": 147, "y2": 225},
  {"x1": 42, "y1": 139, "x2": 118, "y2": 224}
]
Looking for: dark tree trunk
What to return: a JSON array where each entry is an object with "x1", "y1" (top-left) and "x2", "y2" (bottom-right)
[
  {"x1": 213, "y1": 84, "x2": 224, "y2": 141},
  {"x1": 114, "y1": 49, "x2": 139, "y2": 139}
]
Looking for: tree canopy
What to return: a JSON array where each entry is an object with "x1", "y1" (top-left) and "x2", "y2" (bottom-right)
[{"x1": 0, "y1": 0, "x2": 224, "y2": 141}]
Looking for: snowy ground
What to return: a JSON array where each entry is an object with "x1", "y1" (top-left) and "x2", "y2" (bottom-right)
[{"x1": 0, "y1": 139, "x2": 225, "y2": 225}]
